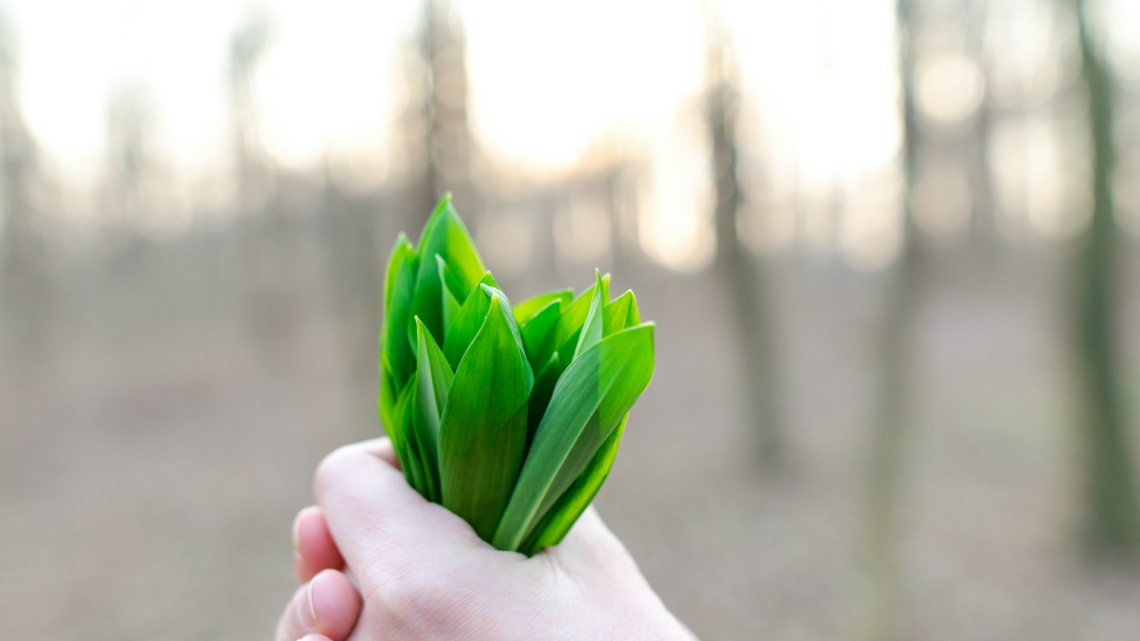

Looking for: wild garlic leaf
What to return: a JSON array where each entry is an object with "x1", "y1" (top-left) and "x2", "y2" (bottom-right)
[
  {"x1": 513, "y1": 288, "x2": 572, "y2": 325},
  {"x1": 522, "y1": 413, "x2": 628, "y2": 555},
  {"x1": 410, "y1": 195, "x2": 486, "y2": 344},
  {"x1": 492, "y1": 322, "x2": 655, "y2": 551},
  {"x1": 439, "y1": 297, "x2": 531, "y2": 542}
]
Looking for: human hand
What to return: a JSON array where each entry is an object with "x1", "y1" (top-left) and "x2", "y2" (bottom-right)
[{"x1": 275, "y1": 438, "x2": 696, "y2": 641}]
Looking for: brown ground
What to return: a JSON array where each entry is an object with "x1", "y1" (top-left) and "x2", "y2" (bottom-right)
[{"x1": 2, "y1": 241, "x2": 1139, "y2": 641}]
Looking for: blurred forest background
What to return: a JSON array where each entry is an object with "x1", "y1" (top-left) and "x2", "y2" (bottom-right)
[{"x1": 2, "y1": 0, "x2": 1140, "y2": 639}]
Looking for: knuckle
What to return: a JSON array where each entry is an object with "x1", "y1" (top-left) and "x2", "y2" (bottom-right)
[
  {"x1": 365, "y1": 550, "x2": 466, "y2": 633},
  {"x1": 312, "y1": 444, "x2": 354, "y2": 497}
]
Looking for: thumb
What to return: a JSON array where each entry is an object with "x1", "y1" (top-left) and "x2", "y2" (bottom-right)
[{"x1": 313, "y1": 439, "x2": 484, "y2": 579}]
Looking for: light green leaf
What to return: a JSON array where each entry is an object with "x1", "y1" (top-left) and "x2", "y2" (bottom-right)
[
  {"x1": 513, "y1": 288, "x2": 571, "y2": 325},
  {"x1": 603, "y1": 290, "x2": 640, "y2": 337},
  {"x1": 572, "y1": 270, "x2": 606, "y2": 361},
  {"x1": 521, "y1": 413, "x2": 628, "y2": 555},
  {"x1": 492, "y1": 322, "x2": 655, "y2": 551},
  {"x1": 410, "y1": 195, "x2": 487, "y2": 344},
  {"x1": 439, "y1": 297, "x2": 531, "y2": 541}
]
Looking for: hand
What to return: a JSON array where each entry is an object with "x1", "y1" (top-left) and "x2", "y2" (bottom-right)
[{"x1": 276, "y1": 438, "x2": 696, "y2": 641}]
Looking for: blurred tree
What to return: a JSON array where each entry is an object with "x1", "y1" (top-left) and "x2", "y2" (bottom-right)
[
  {"x1": 1071, "y1": 0, "x2": 1140, "y2": 558},
  {"x1": 229, "y1": 10, "x2": 274, "y2": 215},
  {"x1": 0, "y1": 13, "x2": 37, "y2": 280},
  {"x1": 404, "y1": 0, "x2": 474, "y2": 230},
  {"x1": 859, "y1": 0, "x2": 923, "y2": 638},
  {"x1": 103, "y1": 84, "x2": 155, "y2": 233},
  {"x1": 0, "y1": 12, "x2": 52, "y2": 372},
  {"x1": 228, "y1": 10, "x2": 299, "y2": 369},
  {"x1": 703, "y1": 2, "x2": 784, "y2": 467}
]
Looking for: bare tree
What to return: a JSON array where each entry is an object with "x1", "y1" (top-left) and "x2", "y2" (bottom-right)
[
  {"x1": 404, "y1": 0, "x2": 474, "y2": 227},
  {"x1": 0, "y1": 13, "x2": 37, "y2": 279},
  {"x1": 858, "y1": 0, "x2": 923, "y2": 637},
  {"x1": 703, "y1": 1, "x2": 784, "y2": 467},
  {"x1": 1071, "y1": 0, "x2": 1140, "y2": 558}
]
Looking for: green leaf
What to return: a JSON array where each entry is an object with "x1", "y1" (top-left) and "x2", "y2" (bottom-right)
[
  {"x1": 526, "y1": 352, "x2": 562, "y2": 450},
  {"x1": 436, "y1": 256, "x2": 464, "y2": 339},
  {"x1": 492, "y1": 322, "x2": 655, "y2": 551},
  {"x1": 384, "y1": 233, "x2": 414, "y2": 315},
  {"x1": 521, "y1": 413, "x2": 628, "y2": 555},
  {"x1": 392, "y1": 377, "x2": 426, "y2": 496},
  {"x1": 383, "y1": 246, "x2": 419, "y2": 386},
  {"x1": 443, "y1": 283, "x2": 533, "y2": 390},
  {"x1": 513, "y1": 288, "x2": 571, "y2": 325},
  {"x1": 410, "y1": 195, "x2": 487, "y2": 345},
  {"x1": 411, "y1": 318, "x2": 453, "y2": 502},
  {"x1": 378, "y1": 352, "x2": 400, "y2": 445},
  {"x1": 535, "y1": 273, "x2": 611, "y2": 370},
  {"x1": 439, "y1": 297, "x2": 531, "y2": 541},
  {"x1": 519, "y1": 300, "x2": 563, "y2": 370},
  {"x1": 603, "y1": 290, "x2": 640, "y2": 337},
  {"x1": 572, "y1": 270, "x2": 606, "y2": 361}
]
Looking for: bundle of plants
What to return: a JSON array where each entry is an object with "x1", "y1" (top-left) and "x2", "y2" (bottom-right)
[{"x1": 379, "y1": 195, "x2": 655, "y2": 556}]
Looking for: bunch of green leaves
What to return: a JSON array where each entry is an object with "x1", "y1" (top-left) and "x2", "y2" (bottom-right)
[{"x1": 379, "y1": 195, "x2": 655, "y2": 555}]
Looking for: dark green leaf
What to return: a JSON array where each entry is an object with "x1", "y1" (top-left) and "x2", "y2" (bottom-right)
[
  {"x1": 492, "y1": 322, "x2": 655, "y2": 551},
  {"x1": 439, "y1": 297, "x2": 531, "y2": 541},
  {"x1": 519, "y1": 300, "x2": 563, "y2": 370},
  {"x1": 526, "y1": 352, "x2": 562, "y2": 450},
  {"x1": 411, "y1": 317, "x2": 453, "y2": 501},
  {"x1": 437, "y1": 256, "x2": 464, "y2": 338}
]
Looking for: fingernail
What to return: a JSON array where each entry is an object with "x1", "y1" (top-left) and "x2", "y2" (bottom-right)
[
  {"x1": 298, "y1": 580, "x2": 318, "y2": 629},
  {"x1": 293, "y1": 507, "x2": 316, "y2": 548}
]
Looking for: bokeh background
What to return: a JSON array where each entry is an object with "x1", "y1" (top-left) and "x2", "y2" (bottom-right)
[{"x1": 2, "y1": 0, "x2": 1140, "y2": 639}]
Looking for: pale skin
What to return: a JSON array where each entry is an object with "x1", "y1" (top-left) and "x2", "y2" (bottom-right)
[{"x1": 275, "y1": 438, "x2": 697, "y2": 641}]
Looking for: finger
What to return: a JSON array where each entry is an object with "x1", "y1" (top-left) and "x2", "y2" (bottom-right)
[
  {"x1": 313, "y1": 439, "x2": 481, "y2": 574},
  {"x1": 355, "y1": 437, "x2": 399, "y2": 468},
  {"x1": 275, "y1": 569, "x2": 362, "y2": 641},
  {"x1": 298, "y1": 636, "x2": 334, "y2": 641},
  {"x1": 294, "y1": 506, "x2": 345, "y2": 583}
]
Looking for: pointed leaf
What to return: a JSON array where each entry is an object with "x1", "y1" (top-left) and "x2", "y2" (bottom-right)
[
  {"x1": 519, "y1": 300, "x2": 563, "y2": 370},
  {"x1": 493, "y1": 322, "x2": 655, "y2": 551},
  {"x1": 536, "y1": 273, "x2": 611, "y2": 369},
  {"x1": 410, "y1": 196, "x2": 486, "y2": 344},
  {"x1": 439, "y1": 298, "x2": 531, "y2": 541},
  {"x1": 410, "y1": 317, "x2": 453, "y2": 501},
  {"x1": 521, "y1": 413, "x2": 628, "y2": 555},
  {"x1": 513, "y1": 288, "x2": 571, "y2": 325},
  {"x1": 436, "y1": 256, "x2": 465, "y2": 338},
  {"x1": 603, "y1": 290, "x2": 640, "y2": 337},
  {"x1": 383, "y1": 247, "x2": 419, "y2": 386},
  {"x1": 444, "y1": 283, "x2": 533, "y2": 390},
  {"x1": 572, "y1": 270, "x2": 606, "y2": 361}
]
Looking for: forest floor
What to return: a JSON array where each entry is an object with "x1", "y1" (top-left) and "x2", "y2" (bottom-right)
[{"x1": 2, "y1": 243, "x2": 1140, "y2": 641}]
